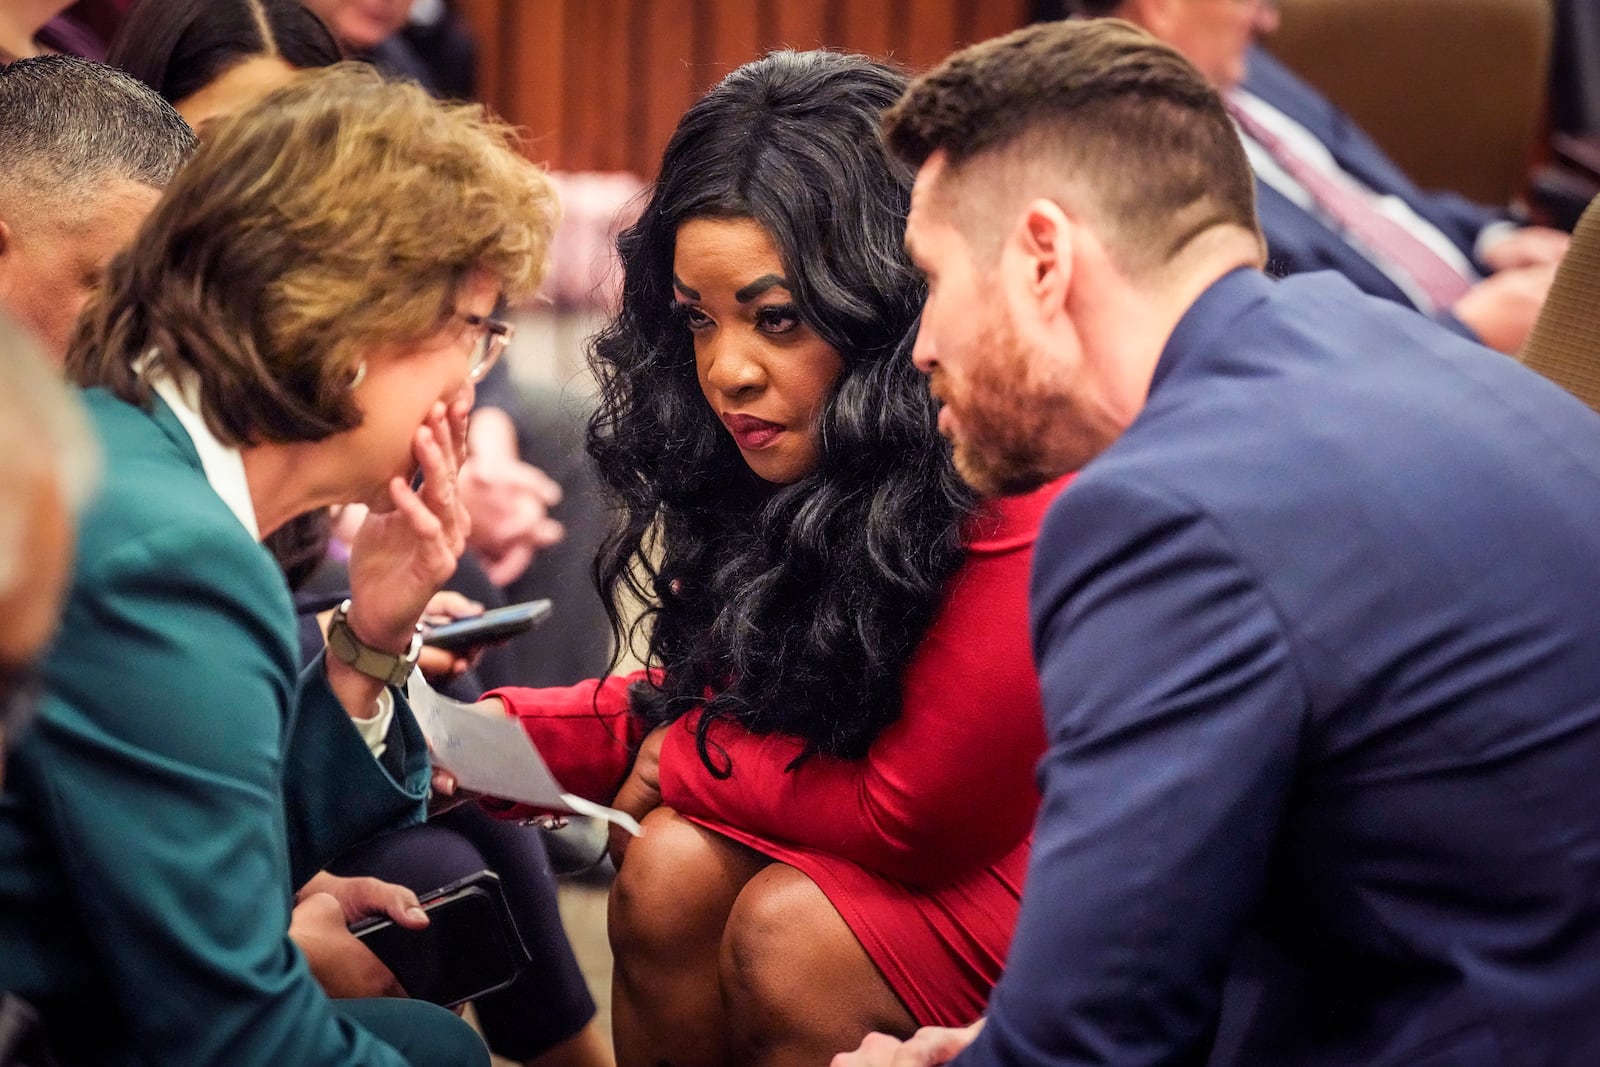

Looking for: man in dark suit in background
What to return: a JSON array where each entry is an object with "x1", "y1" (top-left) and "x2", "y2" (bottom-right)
[
  {"x1": 1065, "y1": 0, "x2": 1568, "y2": 354},
  {"x1": 837, "y1": 17, "x2": 1600, "y2": 1066}
]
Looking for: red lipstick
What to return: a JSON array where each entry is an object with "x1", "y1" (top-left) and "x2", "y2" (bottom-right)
[{"x1": 722, "y1": 413, "x2": 784, "y2": 450}]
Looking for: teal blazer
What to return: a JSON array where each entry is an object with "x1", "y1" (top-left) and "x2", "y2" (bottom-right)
[{"x1": 0, "y1": 389, "x2": 447, "y2": 1065}]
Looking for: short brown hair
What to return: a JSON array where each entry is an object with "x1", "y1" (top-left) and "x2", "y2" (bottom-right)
[
  {"x1": 69, "y1": 63, "x2": 560, "y2": 446},
  {"x1": 884, "y1": 19, "x2": 1258, "y2": 275}
]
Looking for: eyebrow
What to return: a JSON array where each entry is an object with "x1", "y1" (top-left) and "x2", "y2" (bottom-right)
[
  {"x1": 735, "y1": 274, "x2": 790, "y2": 303},
  {"x1": 671, "y1": 274, "x2": 700, "y2": 300}
]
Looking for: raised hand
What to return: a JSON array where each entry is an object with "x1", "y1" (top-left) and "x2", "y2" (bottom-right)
[
  {"x1": 458, "y1": 406, "x2": 566, "y2": 586},
  {"x1": 345, "y1": 396, "x2": 473, "y2": 653}
]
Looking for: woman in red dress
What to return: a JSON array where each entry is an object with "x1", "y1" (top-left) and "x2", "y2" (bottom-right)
[{"x1": 478, "y1": 50, "x2": 1066, "y2": 1067}]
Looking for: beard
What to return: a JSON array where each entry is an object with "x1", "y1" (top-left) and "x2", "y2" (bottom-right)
[{"x1": 940, "y1": 312, "x2": 1104, "y2": 497}]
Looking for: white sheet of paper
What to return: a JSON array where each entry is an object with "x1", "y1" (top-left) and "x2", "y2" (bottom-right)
[{"x1": 407, "y1": 673, "x2": 641, "y2": 836}]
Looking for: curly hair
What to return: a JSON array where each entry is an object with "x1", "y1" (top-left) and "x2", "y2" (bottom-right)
[
  {"x1": 588, "y1": 50, "x2": 978, "y2": 772},
  {"x1": 68, "y1": 63, "x2": 558, "y2": 447}
]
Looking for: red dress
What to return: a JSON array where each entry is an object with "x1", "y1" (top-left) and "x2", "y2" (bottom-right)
[{"x1": 485, "y1": 478, "x2": 1065, "y2": 1025}]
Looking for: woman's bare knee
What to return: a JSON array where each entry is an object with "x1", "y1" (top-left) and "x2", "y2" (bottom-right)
[
  {"x1": 608, "y1": 807, "x2": 768, "y2": 963},
  {"x1": 608, "y1": 808, "x2": 768, "y2": 1067},
  {"x1": 720, "y1": 864, "x2": 914, "y2": 1062}
]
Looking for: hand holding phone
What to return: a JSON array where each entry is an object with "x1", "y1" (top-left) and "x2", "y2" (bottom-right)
[
  {"x1": 422, "y1": 599, "x2": 553, "y2": 654},
  {"x1": 348, "y1": 870, "x2": 529, "y2": 1007}
]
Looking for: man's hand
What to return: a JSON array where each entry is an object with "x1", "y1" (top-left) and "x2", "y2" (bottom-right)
[
  {"x1": 459, "y1": 407, "x2": 565, "y2": 586},
  {"x1": 289, "y1": 890, "x2": 409, "y2": 999},
  {"x1": 1480, "y1": 226, "x2": 1570, "y2": 272},
  {"x1": 1451, "y1": 262, "x2": 1558, "y2": 353},
  {"x1": 831, "y1": 1020, "x2": 986, "y2": 1066},
  {"x1": 609, "y1": 724, "x2": 667, "y2": 867}
]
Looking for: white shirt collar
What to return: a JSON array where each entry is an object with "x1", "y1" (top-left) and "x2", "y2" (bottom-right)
[{"x1": 139, "y1": 354, "x2": 261, "y2": 541}]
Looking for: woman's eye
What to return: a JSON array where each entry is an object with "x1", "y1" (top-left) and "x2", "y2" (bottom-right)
[
  {"x1": 672, "y1": 303, "x2": 713, "y2": 331},
  {"x1": 755, "y1": 304, "x2": 801, "y2": 334}
]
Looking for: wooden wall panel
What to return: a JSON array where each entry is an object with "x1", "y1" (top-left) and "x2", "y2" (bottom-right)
[
  {"x1": 454, "y1": 0, "x2": 1033, "y2": 177},
  {"x1": 508, "y1": 0, "x2": 566, "y2": 164},
  {"x1": 840, "y1": 0, "x2": 895, "y2": 61},
  {"x1": 560, "y1": 1, "x2": 618, "y2": 170},
  {"x1": 771, "y1": 2, "x2": 829, "y2": 52},
  {"x1": 904, "y1": 2, "x2": 961, "y2": 70},
  {"x1": 639, "y1": 0, "x2": 700, "y2": 179},
  {"x1": 966, "y1": 1, "x2": 1032, "y2": 46},
  {"x1": 703, "y1": 0, "x2": 763, "y2": 82}
]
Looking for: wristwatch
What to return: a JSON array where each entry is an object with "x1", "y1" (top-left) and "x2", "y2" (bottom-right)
[{"x1": 326, "y1": 599, "x2": 423, "y2": 687}]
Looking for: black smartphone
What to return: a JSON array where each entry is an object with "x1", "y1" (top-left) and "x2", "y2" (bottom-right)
[
  {"x1": 349, "y1": 870, "x2": 530, "y2": 1007},
  {"x1": 421, "y1": 599, "x2": 553, "y2": 654}
]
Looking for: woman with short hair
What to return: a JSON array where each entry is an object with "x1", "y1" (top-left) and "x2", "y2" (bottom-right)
[{"x1": 0, "y1": 65, "x2": 557, "y2": 1066}]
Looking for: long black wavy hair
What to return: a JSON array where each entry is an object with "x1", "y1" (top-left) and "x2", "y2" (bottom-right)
[{"x1": 588, "y1": 50, "x2": 979, "y2": 773}]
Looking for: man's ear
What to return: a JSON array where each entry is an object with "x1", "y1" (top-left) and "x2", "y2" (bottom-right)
[
  {"x1": 1005, "y1": 199, "x2": 1074, "y2": 323},
  {"x1": 0, "y1": 217, "x2": 11, "y2": 261}
]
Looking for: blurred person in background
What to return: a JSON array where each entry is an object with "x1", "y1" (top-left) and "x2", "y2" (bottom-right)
[
  {"x1": 0, "y1": 1, "x2": 76, "y2": 63},
  {"x1": 300, "y1": 0, "x2": 474, "y2": 100},
  {"x1": 1067, "y1": 0, "x2": 1569, "y2": 353}
]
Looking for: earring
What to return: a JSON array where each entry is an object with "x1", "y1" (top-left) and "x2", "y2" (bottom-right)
[{"x1": 349, "y1": 361, "x2": 366, "y2": 389}]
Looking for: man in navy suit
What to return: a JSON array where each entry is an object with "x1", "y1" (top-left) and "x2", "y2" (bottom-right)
[
  {"x1": 837, "y1": 17, "x2": 1600, "y2": 1066},
  {"x1": 1064, "y1": 0, "x2": 1568, "y2": 354}
]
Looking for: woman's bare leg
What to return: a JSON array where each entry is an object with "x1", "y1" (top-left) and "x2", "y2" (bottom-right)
[
  {"x1": 720, "y1": 863, "x2": 917, "y2": 1066},
  {"x1": 608, "y1": 807, "x2": 769, "y2": 1067}
]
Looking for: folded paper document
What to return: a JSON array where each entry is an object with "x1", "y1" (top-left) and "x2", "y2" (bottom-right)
[{"x1": 406, "y1": 673, "x2": 641, "y2": 836}]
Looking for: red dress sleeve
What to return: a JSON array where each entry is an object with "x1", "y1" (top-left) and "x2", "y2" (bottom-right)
[
  {"x1": 482, "y1": 673, "x2": 646, "y2": 817},
  {"x1": 657, "y1": 478, "x2": 1067, "y2": 887}
]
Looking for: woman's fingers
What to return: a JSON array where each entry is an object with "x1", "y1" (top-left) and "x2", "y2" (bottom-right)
[
  {"x1": 409, "y1": 418, "x2": 471, "y2": 553},
  {"x1": 447, "y1": 392, "x2": 472, "y2": 466}
]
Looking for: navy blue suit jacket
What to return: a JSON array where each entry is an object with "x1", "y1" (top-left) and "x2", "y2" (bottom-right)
[
  {"x1": 1241, "y1": 47, "x2": 1503, "y2": 339},
  {"x1": 958, "y1": 270, "x2": 1600, "y2": 1066}
]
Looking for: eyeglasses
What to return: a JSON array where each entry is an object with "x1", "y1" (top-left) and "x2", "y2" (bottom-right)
[{"x1": 462, "y1": 313, "x2": 515, "y2": 383}]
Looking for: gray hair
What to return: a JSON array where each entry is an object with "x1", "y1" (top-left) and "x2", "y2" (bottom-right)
[
  {"x1": 0, "y1": 54, "x2": 197, "y2": 225},
  {"x1": 0, "y1": 314, "x2": 100, "y2": 599}
]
